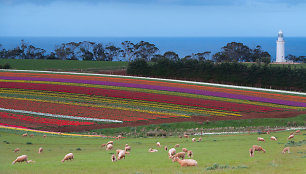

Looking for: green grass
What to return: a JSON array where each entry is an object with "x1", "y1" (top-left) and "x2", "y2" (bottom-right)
[
  {"x1": 91, "y1": 114, "x2": 306, "y2": 136},
  {"x1": 0, "y1": 129, "x2": 305, "y2": 174},
  {"x1": 0, "y1": 59, "x2": 128, "y2": 71}
]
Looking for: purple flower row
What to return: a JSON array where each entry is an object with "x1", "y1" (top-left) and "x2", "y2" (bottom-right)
[{"x1": 1, "y1": 76, "x2": 305, "y2": 107}]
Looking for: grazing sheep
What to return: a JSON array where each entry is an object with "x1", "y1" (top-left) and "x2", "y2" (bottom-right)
[
  {"x1": 192, "y1": 138, "x2": 196, "y2": 142},
  {"x1": 38, "y1": 147, "x2": 43, "y2": 154},
  {"x1": 288, "y1": 134, "x2": 294, "y2": 140},
  {"x1": 116, "y1": 149, "x2": 123, "y2": 156},
  {"x1": 115, "y1": 135, "x2": 122, "y2": 140},
  {"x1": 270, "y1": 136, "x2": 277, "y2": 141},
  {"x1": 168, "y1": 148, "x2": 176, "y2": 158},
  {"x1": 148, "y1": 148, "x2": 158, "y2": 152},
  {"x1": 266, "y1": 131, "x2": 270, "y2": 134},
  {"x1": 125, "y1": 145, "x2": 131, "y2": 151},
  {"x1": 249, "y1": 148, "x2": 255, "y2": 157},
  {"x1": 101, "y1": 144, "x2": 107, "y2": 148},
  {"x1": 107, "y1": 141, "x2": 114, "y2": 145},
  {"x1": 183, "y1": 135, "x2": 189, "y2": 138},
  {"x1": 182, "y1": 148, "x2": 188, "y2": 153},
  {"x1": 118, "y1": 150, "x2": 126, "y2": 160},
  {"x1": 12, "y1": 155, "x2": 31, "y2": 164},
  {"x1": 282, "y1": 147, "x2": 290, "y2": 154},
  {"x1": 295, "y1": 130, "x2": 300, "y2": 133},
  {"x1": 22, "y1": 133, "x2": 28, "y2": 137},
  {"x1": 14, "y1": 148, "x2": 20, "y2": 153},
  {"x1": 111, "y1": 154, "x2": 116, "y2": 162},
  {"x1": 156, "y1": 142, "x2": 161, "y2": 147},
  {"x1": 257, "y1": 137, "x2": 265, "y2": 142},
  {"x1": 61, "y1": 153, "x2": 74, "y2": 162},
  {"x1": 172, "y1": 157, "x2": 197, "y2": 167},
  {"x1": 43, "y1": 135, "x2": 47, "y2": 138},
  {"x1": 198, "y1": 137, "x2": 202, "y2": 142},
  {"x1": 164, "y1": 146, "x2": 168, "y2": 151},
  {"x1": 187, "y1": 150, "x2": 193, "y2": 158},
  {"x1": 171, "y1": 152, "x2": 185, "y2": 160},
  {"x1": 174, "y1": 144, "x2": 180, "y2": 148},
  {"x1": 252, "y1": 145, "x2": 266, "y2": 153},
  {"x1": 106, "y1": 144, "x2": 113, "y2": 150}
]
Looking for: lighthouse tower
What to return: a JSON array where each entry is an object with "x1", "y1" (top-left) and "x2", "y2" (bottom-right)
[{"x1": 276, "y1": 30, "x2": 285, "y2": 62}]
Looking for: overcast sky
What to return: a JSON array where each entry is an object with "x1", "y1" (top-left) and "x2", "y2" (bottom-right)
[{"x1": 1, "y1": 0, "x2": 306, "y2": 37}]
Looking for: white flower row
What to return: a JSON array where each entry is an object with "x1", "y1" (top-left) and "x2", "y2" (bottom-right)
[
  {"x1": 1, "y1": 69, "x2": 305, "y2": 96},
  {"x1": 0, "y1": 108, "x2": 123, "y2": 123}
]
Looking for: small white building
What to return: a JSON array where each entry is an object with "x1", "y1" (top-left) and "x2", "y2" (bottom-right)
[{"x1": 276, "y1": 30, "x2": 285, "y2": 62}]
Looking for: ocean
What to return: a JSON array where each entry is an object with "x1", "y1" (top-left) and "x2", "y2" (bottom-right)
[{"x1": 0, "y1": 37, "x2": 306, "y2": 61}]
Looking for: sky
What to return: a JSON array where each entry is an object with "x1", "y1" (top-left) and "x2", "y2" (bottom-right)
[{"x1": 1, "y1": 0, "x2": 306, "y2": 37}]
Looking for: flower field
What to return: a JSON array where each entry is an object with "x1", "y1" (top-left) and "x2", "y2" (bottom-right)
[{"x1": 0, "y1": 70, "x2": 305, "y2": 132}]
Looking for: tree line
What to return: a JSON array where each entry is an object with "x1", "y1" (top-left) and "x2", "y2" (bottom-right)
[{"x1": 127, "y1": 59, "x2": 306, "y2": 92}]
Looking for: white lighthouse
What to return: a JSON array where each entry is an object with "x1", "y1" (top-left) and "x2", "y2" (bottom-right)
[{"x1": 276, "y1": 30, "x2": 285, "y2": 62}]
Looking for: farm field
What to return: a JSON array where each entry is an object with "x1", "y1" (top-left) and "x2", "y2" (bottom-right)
[
  {"x1": 0, "y1": 69, "x2": 305, "y2": 132},
  {"x1": 0, "y1": 129, "x2": 305, "y2": 174}
]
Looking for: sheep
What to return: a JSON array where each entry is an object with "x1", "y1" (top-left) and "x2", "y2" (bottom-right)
[
  {"x1": 183, "y1": 135, "x2": 189, "y2": 138},
  {"x1": 174, "y1": 144, "x2": 180, "y2": 148},
  {"x1": 192, "y1": 138, "x2": 196, "y2": 142},
  {"x1": 12, "y1": 155, "x2": 31, "y2": 164},
  {"x1": 282, "y1": 147, "x2": 290, "y2": 154},
  {"x1": 270, "y1": 136, "x2": 277, "y2": 141},
  {"x1": 22, "y1": 133, "x2": 28, "y2": 137},
  {"x1": 125, "y1": 145, "x2": 131, "y2": 151},
  {"x1": 148, "y1": 148, "x2": 158, "y2": 152},
  {"x1": 288, "y1": 134, "x2": 294, "y2": 140},
  {"x1": 178, "y1": 135, "x2": 182, "y2": 138},
  {"x1": 118, "y1": 150, "x2": 126, "y2": 160},
  {"x1": 111, "y1": 154, "x2": 116, "y2": 162},
  {"x1": 257, "y1": 137, "x2": 265, "y2": 142},
  {"x1": 252, "y1": 145, "x2": 266, "y2": 153},
  {"x1": 30, "y1": 134, "x2": 34, "y2": 137},
  {"x1": 38, "y1": 147, "x2": 43, "y2": 154},
  {"x1": 168, "y1": 148, "x2": 176, "y2": 158},
  {"x1": 14, "y1": 148, "x2": 20, "y2": 153},
  {"x1": 61, "y1": 153, "x2": 74, "y2": 162},
  {"x1": 266, "y1": 131, "x2": 270, "y2": 134},
  {"x1": 295, "y1": 130, "x2": 300, "y2": 134},
  {"x1": 187, "y1": 150, "x2": 193, "y2": 158},
  {"x1": 107, "y1": 141, "x2": 114, "y2": 145},
  {"x1": 172, "y1": 157, "x2": 197, "y2": 167},
  {"x1": 164, "y1": 146, "x2": 168, "y2": 151},
  {"x1": 249, "y1": 148, "x2": 255, "y2": 157},
  {"x1": 182, "y1": 148, "x2": 188, "y2": 153},
  {"x1": 156, "y1": 142, "x2": 161, "y2": 147},
  {"x1": 106, "y1": 144, "x2": 113, "y2": 150},
  {"x1": 171, "y1": 152, "x2": 185, "y2": 160},
  {"x1": 43, "y1": 135, "x2": 47, "y2": 138},
  {"x1": 198, "y1": 137, "x2": 202, "y2": 142},
  {"x1": 115, "y1": 135, "x2": 122, "y2": 140}
]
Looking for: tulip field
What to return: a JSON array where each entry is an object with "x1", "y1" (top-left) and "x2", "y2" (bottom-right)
[{"x1": 0, "y1": 70, "x2": 305, "y2": 132}]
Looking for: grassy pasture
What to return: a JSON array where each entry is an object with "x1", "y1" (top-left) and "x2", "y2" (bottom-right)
[
  {"x1": 0, "y1": 130, "x2": 305, "y2": 174},
  {"x1": 0, "y1": 59, "x2": 128, "y2": 71}
]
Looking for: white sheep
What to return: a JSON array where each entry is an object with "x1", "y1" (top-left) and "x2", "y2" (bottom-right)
[
  {"x1": 270, "y1": 136, "x2": 277, "y2": 141},
  {"x1": 156, "y1": 142, "x2": 161, "y2": 147},
  {"x1": 148, "y1": 148, "x2": 158, "y2": 152},
  {"x1": 111, "y1": 154, "x2": 116, "y2": 162},
  {"x1": 14, "y1": 148, "x2": 20, "y2": 153},
  {"x1": 171, "y1": 152, "x2": 185, "y2": 160},
  {"x1": 125, "y1": 145, "x2": 131, "y2": 151},
  {"x1": 288, "y1": 134, "x2": 294, "y2": 140},
  {"x1": 106, "y1": 144, "x2": 113, "y2": 150},
  {"x1": 107, "y1": 141, "x2": 114, "y2": 145},
  {"x1": 174, "y1": 144, "x2": 180, "y2": 148},
  {"x1": 192, "y1": 138, "x2": 196, "y2": 142},
  {"x1": 118, "y1": 150, "x2": 126, "y2": 160},
  {"x1": 12, "y1": 155, "x2": 32, "y2": 164},
  {"x1": 282, "y1": 147, "x2": 290, "y2": 154},
  {"x1": 257, "y1": 137, "x2": 265, "y2": 142},
  {"x1": 182, "y1": 148, "x2": 188, "y2": 153},
  {"x1": 38, "y1": 147, "x2": 43, "y2": 154},
  {"x1": 168, "y1": 148, "x2": 176, "y2": 158},
  {"x1": 187, "y1": 150, "x2": 193, "y2": 158},
  {"x1": 61, "y1": 153, "x2": 74, "y2": 162},
  {"x1": 172, "y1": 157, "x2": 197, "y2": 167}
]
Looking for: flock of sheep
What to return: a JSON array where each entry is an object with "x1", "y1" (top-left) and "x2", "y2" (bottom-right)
[
  {"x1": 11, "y1": 129, "x2": 302, "y2": 167},
  {"x1": 249, "y1": 129, "x2": 301, "y2": 157}
]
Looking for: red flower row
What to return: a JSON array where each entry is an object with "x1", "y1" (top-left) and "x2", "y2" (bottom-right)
[
  {"x1": 0, "y1": 112, "x2": 94, "y2": 126},
  {"x1": 0, "y1": 98, "x2": 177, "y2": 122},
  {"x1": 0, "y1": 81, "x2": 285, "y2": 113}
]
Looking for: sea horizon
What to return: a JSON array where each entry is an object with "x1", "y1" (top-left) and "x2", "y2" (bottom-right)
[{"x1": 1, "y1": 36, "x2": 306, "y2": 61}]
